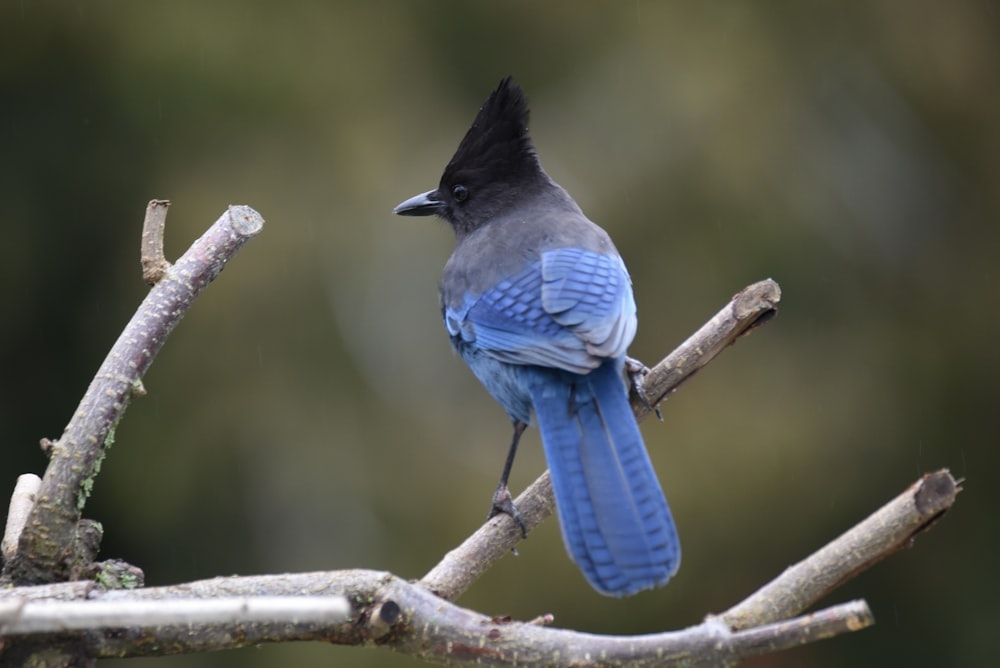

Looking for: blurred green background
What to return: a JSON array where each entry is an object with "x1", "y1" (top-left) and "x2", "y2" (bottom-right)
[{"x1": 2, "y1": 1, "x2": 996, "y2": 666}]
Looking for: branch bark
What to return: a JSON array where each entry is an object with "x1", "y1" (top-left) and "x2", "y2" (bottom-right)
[{"x1": 2, "y1": 204, "x2": 264, "y2": 586}]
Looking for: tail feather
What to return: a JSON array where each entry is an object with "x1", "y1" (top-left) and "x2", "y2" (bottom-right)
[{"x1": 527, "y1": 360, "x2": 680, "y2": 596}]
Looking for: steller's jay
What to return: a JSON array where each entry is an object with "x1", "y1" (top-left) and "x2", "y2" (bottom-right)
[{"x1": 394, "y1": 77, "x2": 680, "y2": 596}]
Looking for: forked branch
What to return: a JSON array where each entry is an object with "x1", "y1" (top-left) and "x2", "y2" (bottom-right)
[
  {"x1": 0, "y1": 255, "x2": 960, "y2": 667},
  {"x1": 2, "y1": 204, "x2": 264, "y2": 586}
]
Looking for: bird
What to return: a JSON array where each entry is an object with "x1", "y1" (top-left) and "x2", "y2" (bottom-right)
[{"x1": 393, "y1": 77, "x2": 680, "y2": 596}]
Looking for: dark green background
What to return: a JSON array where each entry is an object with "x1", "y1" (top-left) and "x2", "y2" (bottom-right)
[{"x1": 2, "y1": 1, "x2": 995, "y2": 666}]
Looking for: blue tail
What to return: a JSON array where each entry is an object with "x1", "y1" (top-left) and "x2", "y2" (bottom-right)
[{"x1": 526, "y1": 360, "x2": 680, "y2": 596}]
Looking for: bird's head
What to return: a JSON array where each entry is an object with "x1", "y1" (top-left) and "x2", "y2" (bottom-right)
[{"x1": 394, "y1": 76, "x2": 545, "y2": 237}]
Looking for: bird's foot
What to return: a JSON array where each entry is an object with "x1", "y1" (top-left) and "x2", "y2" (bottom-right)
[
  {"x1": 625, "y1": 356, "x2": 663, "y2": 421},
  {"x1": 488, "y1": 483, "x2": 528, "y2": 541}
]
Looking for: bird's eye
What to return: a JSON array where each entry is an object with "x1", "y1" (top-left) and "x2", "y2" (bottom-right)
[{"x1": 451, "y1": 184, "x2": 469, "y2": 202}]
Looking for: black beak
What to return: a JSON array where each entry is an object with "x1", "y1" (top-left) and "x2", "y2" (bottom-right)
[{"x1": 393, "y1": 189, "x2": 445, "y2": 216}]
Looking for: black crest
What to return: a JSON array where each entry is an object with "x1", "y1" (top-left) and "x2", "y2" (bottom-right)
[{"x1": 441, "y1": 77, "x2": 540, "y2": 187}]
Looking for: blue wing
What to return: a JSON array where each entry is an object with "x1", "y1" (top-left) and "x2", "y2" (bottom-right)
[{"x1": 445, "y1": 248, "x2": 637, "y2": 374}]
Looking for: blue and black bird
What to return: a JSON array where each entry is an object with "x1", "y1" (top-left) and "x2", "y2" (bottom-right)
[{"x1": 394, "y1": 77, "x2": 680, "y2": 596}]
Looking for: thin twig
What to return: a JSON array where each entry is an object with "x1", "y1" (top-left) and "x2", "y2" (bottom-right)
[
  {"x1": 140, "y1": 199, "x2": 172, "y2": 285},
  {"x1": 633, "y1": 278, "x2": 781, "y2": 418},
  {"x1": 419, "y1": 279, "x2": 782, "y2": 601},
  {"x1": 3, "y1": 205, "x2": 264, "y2": 586}
]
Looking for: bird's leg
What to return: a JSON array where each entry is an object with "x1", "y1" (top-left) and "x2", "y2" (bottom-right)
[
  {"x1": 625, "y1": 356, "x2": 663, "y2": 421},
  {"x1": 488, "y1": 419, "x2": 529, "y2": 539}
]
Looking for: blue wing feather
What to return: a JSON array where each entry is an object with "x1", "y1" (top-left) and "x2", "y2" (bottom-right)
[{"x1": 444, "y1": 248, "x2": 636, "y2": 374}]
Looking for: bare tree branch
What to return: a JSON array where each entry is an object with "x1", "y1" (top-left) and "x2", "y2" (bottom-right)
[
  {"x1": 720, "y1": 469, "x2": 960, "y2": 630},
  {"x1": 2, "y1": 204, "x2": 264, "y2": 586},
  {"x1": 419, "y1": 278, "x2": 782, "y2": 601},
  {"x1": 0, "y1": 568, "x2": 872, "y2": 665}
]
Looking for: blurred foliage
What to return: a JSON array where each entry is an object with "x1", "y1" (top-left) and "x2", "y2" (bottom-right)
[{"x1": 1, "y1": 1, "x2": 997, "y2": 666}]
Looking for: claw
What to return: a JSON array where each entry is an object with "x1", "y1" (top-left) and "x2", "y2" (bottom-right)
[
  {"x1": 489, "y1": 482, "x2": 528, "y2": 539},
  {"x1": 625, "y1": 356, "x2": 663, "y2": 421}
]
